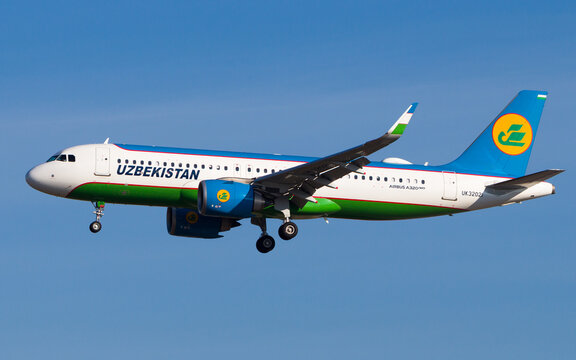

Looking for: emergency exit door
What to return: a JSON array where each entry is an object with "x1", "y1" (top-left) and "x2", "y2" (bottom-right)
[{"x1": 442, "y1": 171, "x2": 457, "y2": 201}]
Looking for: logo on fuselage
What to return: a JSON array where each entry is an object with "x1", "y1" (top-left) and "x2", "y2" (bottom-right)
[
  {"x1": 116, "y1": 165, "x2": 200, "y2": 180},
  {"x1": 492, "y1": 113, "x2": 533, "y2": 155},
  {"x1": 217, "y1": 189, "x2": 230, "y2": 203}
]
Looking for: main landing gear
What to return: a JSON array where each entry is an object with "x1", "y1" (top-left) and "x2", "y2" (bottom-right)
[
  {"x1": 278, "y1": 221, "x2": 298, "y2": 240},
  {"x1": 252, "y1": 217, "x2": 299, "y2": 254},
  {"x1": 89, "y1": 201, "x2": 105, "y2": 233},
  {"x1": 256, "y1": 235, "x2": 275, "y2": 253}
]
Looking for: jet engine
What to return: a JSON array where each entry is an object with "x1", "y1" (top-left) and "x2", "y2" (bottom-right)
[
  {"x1": 166, "y1": 207, "x2": 240, "y2": 239},
  {"x1": 197, "y1": 179, "x2": 267, "y2": 218}
]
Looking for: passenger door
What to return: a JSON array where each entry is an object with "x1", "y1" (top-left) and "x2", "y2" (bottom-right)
[{"x1": 95, "y1": 147, "x2": 111, "y2": 176}]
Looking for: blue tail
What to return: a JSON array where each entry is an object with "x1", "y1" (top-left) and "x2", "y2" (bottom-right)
[{"x1": 447, "y1": 90, "x2": 548, "y2": 177}]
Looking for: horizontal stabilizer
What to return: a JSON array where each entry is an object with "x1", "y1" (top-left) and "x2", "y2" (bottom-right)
[{"x1": 486, "y1": 169, "x2": 564, "y2": 190}]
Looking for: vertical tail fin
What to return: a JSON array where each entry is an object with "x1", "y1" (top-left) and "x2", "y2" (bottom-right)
[{"x1": 447, "y1": 90, "x2": 548, "y2": 177}]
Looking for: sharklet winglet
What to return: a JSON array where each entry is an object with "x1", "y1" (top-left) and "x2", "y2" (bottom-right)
[{"x1": 387, "y1": 102, "x2": 418, "y2": 136}]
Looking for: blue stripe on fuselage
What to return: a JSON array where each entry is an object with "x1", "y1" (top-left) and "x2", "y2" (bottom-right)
[{"x1": 114, "y1": 144, "x2": 511, "y2": 178}]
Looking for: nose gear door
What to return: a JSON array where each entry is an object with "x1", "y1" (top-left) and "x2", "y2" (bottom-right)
[{"x1": 95, "y1": 147, "x2": 111, "y2": 176}]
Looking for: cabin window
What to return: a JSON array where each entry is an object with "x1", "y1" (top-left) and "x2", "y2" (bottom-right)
[
  {"x1": 272, "y1": 169, "x2": 276, "y2": 173},
  {"x1": 354, "y1": 175, "x2": 358, "y2": 180},
  {"x1": 163, "y1": 162, "x2": 167, "y2": 166},
  {"x1": 248, "y1": 167, "x2": 252, "y2": 172},
  {"x1": 194, "y1": 164, "x2": 198, "y2": 169},
  {"x1": 224, "y1": 166, "x2": 228, "y2": 171},
  {"x1": 171, "y1": 162, "x2": 175, "y2": 167},
  {"x1": 235, "y1": 166, "x2": 239, "y2": 171},
  {"x1": 178, "y1": 163, "x2": 182, "y2": 168},
  {"x1": 201, "y1": 165, "x2": 205, "y2": 169},
  {"x1": 68, "y1": 155, "x2": 76, "y2": 162},
  {"x1": 376, "y1": 176, "x2": 380, "y2": 181},
  {"x1": 186, "y1": 163, "x2": 190, "y2": 168},
  {"x1": 133, "y1": 160, "x2": 137, "y2": 165},
  {"x1": 264, "y1": 169, "x2": 268, "y2": 173},
  {"x1": 216, "y1": 165, "x2": 220, "y2": 170},
  {"x1": 148, "y1": 161, "x2": 152, "y2": 166},
  {"x1": 117, "y1": 159, "x2": 121, "y2": 164},
  {"x1": 422, "y1": 180, "x2": 425, "y2": 185},
  {"x1": 256, "y1": 168, "x2": 260, "y2": 173},
  {"x1": 369, "y1": 176, "x2": 373, "y2": 181}
]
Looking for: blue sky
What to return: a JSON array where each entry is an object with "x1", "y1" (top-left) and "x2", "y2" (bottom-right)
[{"x1": 1, "y1": 1, "x2": 575, "y2": 359}]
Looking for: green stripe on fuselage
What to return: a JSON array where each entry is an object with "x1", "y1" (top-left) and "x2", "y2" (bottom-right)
[
  {"x1": 68, "y1": 183, "x2": 460, "y2": 220},
  {"x1": 68, "y1": 183, "x2": 198, "y2": 207},
  {"x1": 328, "y1": 198, "x2": 461, "y2": 220}
]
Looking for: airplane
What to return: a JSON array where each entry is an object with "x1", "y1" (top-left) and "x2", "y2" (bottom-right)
[{"x1": 26, "y1": 90, "x2": 563, "y2": 253}]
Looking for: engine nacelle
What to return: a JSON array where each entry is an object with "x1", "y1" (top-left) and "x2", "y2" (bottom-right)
[
  {"x1": 166, "y1": 207, "x2": 240, "y2": 239},
  {"x1": 198, "y1": 179, "x2": 265, "y2": 219}
]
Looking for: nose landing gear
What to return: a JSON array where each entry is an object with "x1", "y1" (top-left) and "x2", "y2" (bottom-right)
[{"x1": 89, "y1": 201, "x2": 105, "y2": 233}]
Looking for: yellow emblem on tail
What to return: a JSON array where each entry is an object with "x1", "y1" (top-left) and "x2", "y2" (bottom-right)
[
  {"x1": 492, "y1": 113, "x2": 533, "y2": 155},
  {"x1": 217, "y1": 189, "x2": 230, "y2": 203}
]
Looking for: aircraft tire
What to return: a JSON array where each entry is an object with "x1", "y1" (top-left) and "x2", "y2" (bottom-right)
[
  {"x1": 89, "y1": 221, "x2": 102, "y2": 233},
  {"x1": 278, "y1": 221, "x2": 298, "y2": 240},
  {"x1": 256, "y1": 235, "x2": 275, "y2": 253}
]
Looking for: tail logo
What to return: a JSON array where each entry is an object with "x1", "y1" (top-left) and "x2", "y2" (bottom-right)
[
  {"x1": 492, "y1": 113, "x2": 533, "y2": 155},
  {"x1": 217, "y1": 189, "x2": 230, "y2": 203}
]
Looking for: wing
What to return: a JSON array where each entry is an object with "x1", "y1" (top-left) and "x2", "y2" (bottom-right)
[{"x1": 253, "y1": 103, "x2": 418, "y2": 208}]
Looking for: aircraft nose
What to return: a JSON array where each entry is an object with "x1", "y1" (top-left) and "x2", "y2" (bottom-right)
[
  {"x1": 26, "y1": 164, "x2": 60, "y2": 195},
  {"x1": 26, "y1": 166, "x2": 47, "y2": 192}
]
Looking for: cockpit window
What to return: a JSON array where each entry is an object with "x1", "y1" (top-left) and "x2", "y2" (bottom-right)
[
  {"x1": 46, "y1": 153, "x2": 76, "y2": 163},
  {"x1": 47, "y1": 153, "x2": 60, "y2": 162}
]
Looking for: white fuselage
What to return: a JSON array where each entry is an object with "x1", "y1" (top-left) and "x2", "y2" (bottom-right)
[{"x1": 26, "y1": 143, "x2": 555, "y2": 220}]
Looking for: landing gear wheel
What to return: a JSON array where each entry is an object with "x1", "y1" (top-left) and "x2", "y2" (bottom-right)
[
  {"x1": 89, "y1": 221, "x2": 102, "y2": 233},
  {"x1": 256, "y1": 235, "x2": 275, "y2": 253},
  {"x1": 278, "y1": 221, "x2": 298, "y2": 240},
  {"x1": 90, "y1": 201, "x2": 105, "y2": 233}
]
